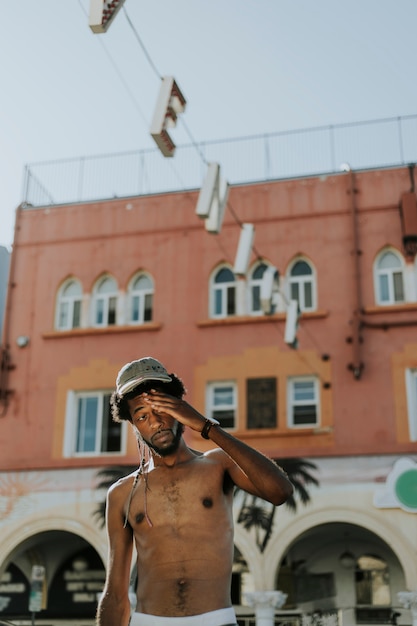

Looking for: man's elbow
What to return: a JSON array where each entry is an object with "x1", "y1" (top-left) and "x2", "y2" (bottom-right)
[{"x1": 272, "y1": 480, "x2": 294, "y2": 506}]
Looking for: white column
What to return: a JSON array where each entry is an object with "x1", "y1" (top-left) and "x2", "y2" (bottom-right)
[
  {"x1": 244, "y1": 590, "x2": 287, "y2": 626},
  {"x1": 398, "y1": 591, "x2": 417, "y2": 626}
]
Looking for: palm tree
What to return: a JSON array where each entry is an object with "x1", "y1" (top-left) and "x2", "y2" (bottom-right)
[
  {"x1": 234, "y1": 458, "x2": 319, "y2": 552},
  {"x1": 93, "y1": 465, "x2": 136, "y2": 528},
  {"x1": 93, "y1": 457, "x2": 319, "y2": 552},
  {"x1": 237, "y1": 494, "x2": 272, "y2": 550},
  {"x1": 277, "y1": 457, "x2": 319, "y2": 512}
]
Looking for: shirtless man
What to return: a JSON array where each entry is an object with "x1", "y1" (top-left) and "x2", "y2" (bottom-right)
[{"x1": 96, "y1": 357, "x2": 293, "y2": 626}]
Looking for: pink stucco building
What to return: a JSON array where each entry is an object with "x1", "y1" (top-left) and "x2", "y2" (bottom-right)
[{"x1": 0, "y1": 150, "x2": 416, "y2": 624}]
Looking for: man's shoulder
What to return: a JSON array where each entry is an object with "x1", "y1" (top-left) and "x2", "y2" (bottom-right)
[
  {"x1": 200, "y1": 447, "x2": 230, "y2": 466},
  {"x1": 109, "y1": 470, "x2": 139, "y2": 497},
  {"x1": 188, "y1": 447, "x2": 226, "y2": 461}
]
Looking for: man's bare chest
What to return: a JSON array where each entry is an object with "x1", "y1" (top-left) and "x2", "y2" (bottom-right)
[{"x1": 128, "y1": 459, "x2": 229, "y2": 528}]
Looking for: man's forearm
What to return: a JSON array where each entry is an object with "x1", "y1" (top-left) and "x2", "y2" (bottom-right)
[
  {"x1": 96, "y1": 594, "x2": 131, "y2": 626},
  {"x1": 208, "y1": 425, "x2": 293, "y2": 505}
]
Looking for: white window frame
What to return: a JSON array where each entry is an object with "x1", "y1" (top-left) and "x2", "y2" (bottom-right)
[
  {"x1": 248, "y1": 261, "x2": 280, "y2": 315},
  {"x1": 248, "y1": 262, "x2": 267, "y2": 315},
  {"x1": 55, "y1": 279, "x2": 83, "y2": 330},
  {"x1": 92, "y1": 275, "x2": 119, "y2": 327},
  {"x1": 287, "y1": 258, "x2": 316, "y2": 312},
  {"x1": 206, "y1": 381, "x2": 237, "y2": 430},
  {"x1": 63, "y1": 390, "x2": 126, "y2": 457},
  {"x1": 287, "y1": 376, "x2": 320, "y2": 428},
  {"x1": 128, "y1": 272, "x2": 154, "y2": 324},
  {"x1": 210, "y1": 266, "x2": 237, "y2": 318},
  {"x1": 374, "y1": 249, "x2": 405, "y2": 305},
  {"x1": 405, "y1": 369, "x2": 417, "y2": 441}
]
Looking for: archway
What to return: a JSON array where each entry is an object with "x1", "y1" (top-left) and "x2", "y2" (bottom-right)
[
  {"x1": 276, "y1": 521, "x2": 407, "y2": 623},
  {"x1": 0, "y1": 530, "x2": 104, "y2": 621}
]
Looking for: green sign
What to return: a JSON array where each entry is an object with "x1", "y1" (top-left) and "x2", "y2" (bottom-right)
[{"x1": 395, "y1": 468, "x2": 417, "y2": 510}]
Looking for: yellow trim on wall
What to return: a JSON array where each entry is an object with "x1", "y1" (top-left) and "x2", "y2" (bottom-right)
[
  {"x1": 52, "y1": 358, "x2": 137, "y2": 459},
  {"x1": 392, "y1": 343, "x2": 417, "y2": 442},
  {"x1": 192, "y1": 345, "x2": 333, "y2": 451}
]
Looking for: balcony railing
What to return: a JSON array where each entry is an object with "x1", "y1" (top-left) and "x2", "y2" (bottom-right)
[
  {"x1": 236, "y1": 606, "x2": 407, "y2": 625},
  {"x1": 22, "y1": 114, "x2": 417, "y2": 209},
  {"x1": 0, "y1": 608, "x2": 409, "y2": 626},
  {"x1": 236, "y1": 610, "x2": 340, "y2": 625}
]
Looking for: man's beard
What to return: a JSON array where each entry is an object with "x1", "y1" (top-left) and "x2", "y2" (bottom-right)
[{"x1": 143, "y1": 422, "x2": 183, "y2": 457}]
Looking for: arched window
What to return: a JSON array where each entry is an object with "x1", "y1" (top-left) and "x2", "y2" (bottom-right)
[
  {"x1": 92, "y1": 276, "x2": 118, "y2": 327},
  {"x1": 375, "y1": 250, "x2": 405, "y2": 304},
  {"x1": 128, "y1": 273, "x2": 154, "y2": 324},
  {"x1": 248, "y1": 262, "x2": 278, "y2": 315},
  {"x1": 287, "y1": 259, "x2": 316, "y2": 311},
  {"x1": 210, "y1": 266, "x2": 236, "y2": 318},
  {"x1": 56, "y1": 279, "x2": 82, "y2": 330}
]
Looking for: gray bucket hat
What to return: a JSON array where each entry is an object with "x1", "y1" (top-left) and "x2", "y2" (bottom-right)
[{"x1": 116, "y1": 357, "x2": 172, "y2": 396}]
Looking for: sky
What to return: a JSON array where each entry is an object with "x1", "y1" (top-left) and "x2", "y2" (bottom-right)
[{"x1": 1, "y1": 0, "x2": 417, "y2": 250}]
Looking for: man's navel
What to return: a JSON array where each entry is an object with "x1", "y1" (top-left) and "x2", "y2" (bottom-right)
[{"x1": 175, "y1": 578, "x2": 188, "y2": 612}]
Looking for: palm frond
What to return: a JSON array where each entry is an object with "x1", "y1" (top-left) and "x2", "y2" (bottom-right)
[
  {"x1": 93, "y1": 464, "x2": 137, "y2": 527},
  {"x1": 238, "y1": 504, "x2": 271, "y2": 531},
  {"x1": 92, "y1": 501, "x2": 107, "y2": 529},
  {"x1": 259, "y1": 505, "x2": 276, "y2": 553},
  {"x1": 234, "y1": 457, "x2": 320, "y2": 552}
]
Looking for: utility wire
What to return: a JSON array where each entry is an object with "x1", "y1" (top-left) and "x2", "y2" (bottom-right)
[
  {"x1": 122, "y1": 5, "x2": 208, "y2": 166},
  {"x1": 77, "y1": 0, "x2": 149, "y2": 128},
  {"x1": 107, "y1": 3, "x2": 245, "y2": 235},
  {"x1": 122, "y1": 6, "x2": 162, "y2": 80},
  {"x1": 122, "y1": 1, "x2": 244, "y2": 245},
  {"x1": 79, "y1": 1, "x2": 198, "y2": 195},
  {"x1": 268, "y1": 317, "x2": 329, "y2": 386},
  {"x1": 226, "y1": 198, "x2": 264, "y2": 261},
  {"x1": 83, "y1": 1, "x2": 329, "y2": 364}
]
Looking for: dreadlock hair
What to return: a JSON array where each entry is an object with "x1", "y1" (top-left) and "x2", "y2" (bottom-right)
[{"x1": 110, "y1": 373, "x2": 186, "y2": 424}]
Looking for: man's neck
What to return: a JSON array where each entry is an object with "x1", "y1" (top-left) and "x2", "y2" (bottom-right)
[{"x1": 152, "y1": 440, "x2": 195, "y2": 468}]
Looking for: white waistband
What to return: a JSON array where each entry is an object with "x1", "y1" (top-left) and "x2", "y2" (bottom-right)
[{"x1": 129, "y1": 607, "x2": 236, "y2": 626}]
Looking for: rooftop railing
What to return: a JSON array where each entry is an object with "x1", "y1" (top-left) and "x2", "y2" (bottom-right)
[{"x1": 22, "y1": 114, "x2": 417, "y2": 208}]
